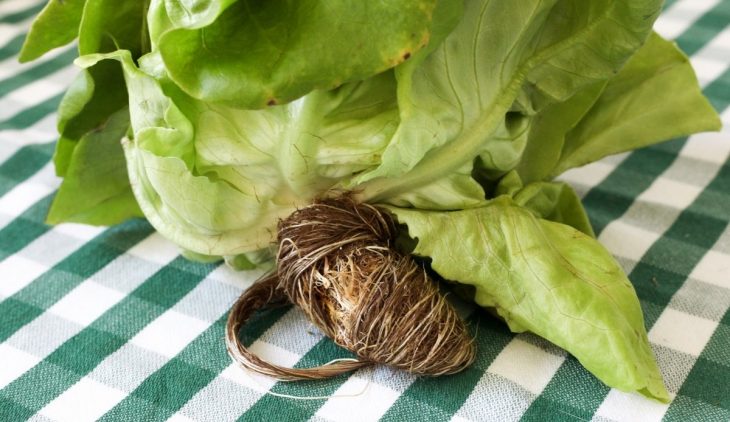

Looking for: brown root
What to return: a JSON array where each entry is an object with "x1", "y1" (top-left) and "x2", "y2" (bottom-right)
[{"x1": 226, "y1": 196, "x2": 475, "y2": 381}]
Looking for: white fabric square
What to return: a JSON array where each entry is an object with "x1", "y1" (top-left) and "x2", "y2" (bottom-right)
[
  {"x1": 487, "y1": 338, "x2": 565, "y2": 395},
  {"x1": 208, "y1": 264, "x2": 261, "y2": 290},
  {"x1": 0, "y1": 179, "x2": 55, "y2": 217},
  {"x1": 649, "y1": 308, "x2": 718, "y2": 356},
  {"x1": 599, "y1": 221, "x2": 661, "y2": 261},
  {"x1": 680, "y1": 131, "x2": 730, "y2": 166},
  {"x1": 0, "y1": 77, "x2": 69, "y2": 119},
  {"x1": 455, "y1": 372, "x2": 536, "y2": 422},
  {"x1": 317, "y1": 372, "x2": 400, "y2": 421},
  {"x1": 595, "y1": 389, "x2": 671, "y2": 422},
  {"x1": 0, "y1": 0, "x2": 46, "y2": 16},
  {"x1": 0, "y1": 255, "x2": 48, "y2": 297},
  {"x1": 220, "y1": 341, "x2": 301, "y2": 391},
  {"x1": 167, "y1": 414, "x2": 197, "y2": 422},
  {"x1": 48, "y1": 280, "x2": 126, "y2": 326},
  {"x1": 0, "y1": 344, "x2": 40, "y2": 389},
  {"x1": 126, "y1": 233, "x2": 180, "y2": 265},
  {"x1": 39, "y1": 377, "x2": 126, "y2": 422},
  {"x1": 689, "y1": 250, "x2": 730, "y2": 289},
  {"x1": 52, "y1": 223, "x2": 105, "y2": 242},
  {"x1": 653, "y1": 0, "x2": 721, "y2": 40},
  {"x1": 692, "y1": 55, "x2": 729, "y2": 88},
  {"x1": 129, "y1": 309, "x2": 209, "y2": 358},
  {"x1": 637, "y1": 178, "x2": 702, "y2": 210},
  {"x1": 556, "y1": 161, "x2": 616, "y2": 190}
]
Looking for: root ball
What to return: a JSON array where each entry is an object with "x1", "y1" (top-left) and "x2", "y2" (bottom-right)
[{"x1": 226, "y1": 197, "x2": 475, "y2": 380}]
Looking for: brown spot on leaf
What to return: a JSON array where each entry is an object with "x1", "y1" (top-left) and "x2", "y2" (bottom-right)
[
  {"x1": 403, "y1": 52, "x2": 411, "y2": 60},
  {"x1": 267, "y1": 99, "x2": 277, "y2": 106}
]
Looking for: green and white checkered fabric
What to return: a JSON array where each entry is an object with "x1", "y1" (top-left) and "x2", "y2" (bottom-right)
[{"x1": 1, "y1": 0, "x2": 728, "y2": 420}]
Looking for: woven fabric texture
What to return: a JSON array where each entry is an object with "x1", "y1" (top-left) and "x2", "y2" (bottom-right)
[{"x1": 0, "y1": 0, "x2": 729, "y2": 420}]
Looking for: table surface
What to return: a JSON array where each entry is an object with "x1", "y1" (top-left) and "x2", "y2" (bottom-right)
[{"x1": 1, "y1": 0, "x2": 729, "y2": 421}]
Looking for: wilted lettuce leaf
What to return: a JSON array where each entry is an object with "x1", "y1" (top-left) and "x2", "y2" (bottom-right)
[
  {"x1": 388, "y1": 197, "x2": 670, "y2": 402},
  {"x1": 47, "y1": 108, "x2": 143, "y2": 225},
  {"x1": 18, "y1": 0, "x2": 87, "y2": 62},
  {"x1": 155, "y1": 0, "x2": 438, "y2": 108}
]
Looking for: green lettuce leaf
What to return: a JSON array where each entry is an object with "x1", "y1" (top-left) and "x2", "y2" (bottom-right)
[
  {"x1": 356, "y1": 0, "x2": 662, "y2": 201},
  {"x1": 47, "y1": 108, "x2": 143, "y2": 225},
  {"x1": 494, "y1": 171, "x2": 594, "y2": 237},
  {"x1": 163, "y1": 0, "x2": 239, "y2": 29},
  {"x1": 18, "y1": 0, "x2": 87, "y2": 62},
  {"x1": 78, "y1": 0, "x2": 150, "y2": 56},
  {"x1": 388, "y1": 197, "x2": 670, "y2": 402},
  {"x1": 155, "y1": 0, "x2": 437, "y2": 108},
  {"x1": 77, "y1": 50, "x2": 400, "y2": 256},
  {"x1": 54, "y1": 63, "x2": 128, "y2": 178},
  {"x1": 54, "y1": 0, "x2": 150, "y2": 179},
  {"x1": 551, "y1": 32, "x2": 722, "y2": 177},
  {"x1": 514, "y1": 81, "x2": 606, "y2": 185}
]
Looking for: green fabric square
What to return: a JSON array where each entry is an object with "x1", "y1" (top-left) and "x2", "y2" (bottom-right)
[
  {"x1": 678, "y1": 357, "x2": 730, "y2": 411},
  {"x1": 521, "y1": 356, "x2": 609, "y2": 421},
  {"x1": 45, "y1": 328, "x2": 126, "y2": 374},
  {"x1": 381, "y1": 315, "x2": 513, "y2": 421},
  {"x1": 664, "y1": 395, "x2": 730, "y2": 422},
  {"x1": 0, "y1": 397, "x2": 34, "y2": 421},
  {"x1": 0, "y1": 143, "x2": 53, "y2": 191},
  {"x1": 100, "y1": 395, "x2": 171, "y2": 422},
  {"x1": 0, "y1": 196, "x2": 52, "y2": 261},
  {"x1": 699, "y1": 321, "x2": 730, "y2": 368},
  {"x1": 132, "y1": 258, "x2": 216, "y2": 308},
  {"x1": 121, "y1": 360, "x2": 217, "y2": 416},
  {"x1": 92, "y1": 296, "x2": 164, "y2": 338},
  {"x1": 0, "y1": 298, "x2": 43, "y2": 342},
  {"x1": 0, "y1": 360, "x2": 80, "y2": 418}
]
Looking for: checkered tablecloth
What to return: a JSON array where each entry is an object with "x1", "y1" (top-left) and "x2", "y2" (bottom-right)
[{"x1": 0, "y1": 0, "x2": 729, "y2": 421}]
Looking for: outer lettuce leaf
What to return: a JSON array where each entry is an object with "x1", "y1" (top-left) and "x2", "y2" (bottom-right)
[
  {"x1": 78, "y1": 0, "x2": 150, "y2": 56},
  {"x1": 551, "y1": 32, "x2": 722, "y2": 177},
  {"x1": 18, "y1": 0, "x2": 87, "y2": 62},
  {"x1": 50, "y1": 0, "x2": 149, "y2": 218},
  {"x1": 77, "y1": 50, "x2": 399, "y2": 256},
  {"x1": 47, "y1": 108, "x2": 143, "y2": 225},
  {"x1": 156, "y1": 0, "x2": 437, "y2": 108},
  {"x1": 356, "y1": 0, "x2": 662, "y2": 201},
  {"x1": 514, "y1": 81, "x2": 606, "y2": 185},
  {"x1": 388, "y1": 197, "x2": 670, "y2": 402},
  {"x1": 495, "y1": 171, "x2": 594, "y2": 237},
  {"x1": 381, "y1": 161, "x2": 486, "y2": 211},
  {"x1": 54, "y1": 63, "x2": 129, "y2": 177},
  {"x1": 163, "y1": 0, "x2": 240, "y2": 29}
]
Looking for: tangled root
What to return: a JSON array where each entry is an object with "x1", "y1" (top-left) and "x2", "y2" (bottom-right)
[{"x1": 226, "y1": 197, "x2": 475, "y2": 381}]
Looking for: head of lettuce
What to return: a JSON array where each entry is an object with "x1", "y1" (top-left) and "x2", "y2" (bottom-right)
[{"x1": 20, "y1": 0, "x2": 721, "y2": 402}]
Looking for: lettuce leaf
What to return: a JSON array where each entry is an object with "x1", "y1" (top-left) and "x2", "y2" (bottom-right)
[
  {"x1": 23, "y1": 0, "x2": 724, "y2": 401},
  {"x1": 551, "y1": 32, "x2": 722, "y2": 177},
  {"x1": 77, "y1": 49, "x2": 400, "y2": 255},
  {"x1": 356, "y1": 0, "x2": 663, "y2": 202},
  {"x1": 155, "y1": 0, "x2": 438, "y2": 108},
  {"x1": 47, "y1": 108, "x2": 143, "y2": 225},
  {"x1": 18, "y1": 0, "x2": 87, "y2": 62},
  {"x1": 388, "y1": 197, "x2": 670, "y2": 402}
]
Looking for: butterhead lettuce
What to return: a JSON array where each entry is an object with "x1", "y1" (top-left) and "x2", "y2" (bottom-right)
[{"x1": 23, "y1": 0, "x2": 721, "y2": 402}]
